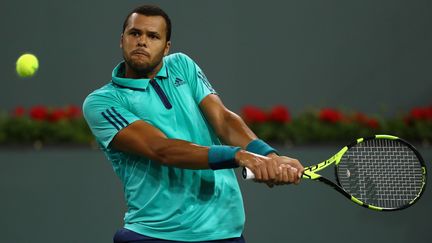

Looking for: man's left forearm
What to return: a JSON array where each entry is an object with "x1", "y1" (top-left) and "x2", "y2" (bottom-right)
[{"x1": 214, "y1": 110, "x2": 257, "y2": 149}]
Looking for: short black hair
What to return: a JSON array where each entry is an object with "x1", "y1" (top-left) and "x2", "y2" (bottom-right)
[{"x1": 122, "y1": 5, "x2": 172, "y2": 41}]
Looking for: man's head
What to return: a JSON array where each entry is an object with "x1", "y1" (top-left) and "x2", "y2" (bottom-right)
[
  {"x1": 120, "y1": 5, "x2": 171, "y2": 78},
  {"x1": 122, "y1": 5, "x2": 171, "y2": 41}
]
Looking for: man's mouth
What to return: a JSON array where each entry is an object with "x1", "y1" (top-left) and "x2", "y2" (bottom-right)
[{"x1": 131, "y1": 49, "x2": 150, "y2": 57}]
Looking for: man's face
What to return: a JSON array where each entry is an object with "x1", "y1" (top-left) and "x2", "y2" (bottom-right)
[{"x1": 120, "y1": 13, "x2": 171, "y2": 77}]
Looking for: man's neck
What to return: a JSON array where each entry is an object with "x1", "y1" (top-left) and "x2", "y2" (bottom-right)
[{"x1": 124, "y1": 62, "x2": 162, "y2": 79}]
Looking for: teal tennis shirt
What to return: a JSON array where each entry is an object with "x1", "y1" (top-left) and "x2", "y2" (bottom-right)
[{"x1": 83, "y1": 53, "x2": 245, "y2": 241}]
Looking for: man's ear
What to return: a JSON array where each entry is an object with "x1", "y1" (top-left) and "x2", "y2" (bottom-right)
[
  {"x1": 164, "y1": 41, "x2": 171, "y2": 56},
  {"x1": 120, "y1": 34, "x2": 124, "y2": 48}
]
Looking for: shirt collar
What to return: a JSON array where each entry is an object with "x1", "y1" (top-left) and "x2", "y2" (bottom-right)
[{"x1": 111, "y1": 61, "x2": 168, "y2": 90}]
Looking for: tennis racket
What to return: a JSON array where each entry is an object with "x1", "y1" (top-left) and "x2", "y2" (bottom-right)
[{"x1": 242, "y1": 135, "x2": 427, "y2": 211}]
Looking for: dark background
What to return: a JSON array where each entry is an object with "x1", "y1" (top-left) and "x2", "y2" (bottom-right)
[
  {"x1": 1, "y1": 0, "x2": 431, "y2": 242},
  {"x1": 1, "y1": 0, "x2": 431, "y2": 113}
]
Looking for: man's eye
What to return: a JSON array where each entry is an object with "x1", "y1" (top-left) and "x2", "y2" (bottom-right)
[
  {"x1": 130, "y1": 32, "x2": 140, "y2": 37},
  {"x1": 149, "y1": 35, "x2": 159, "y2": 39}
]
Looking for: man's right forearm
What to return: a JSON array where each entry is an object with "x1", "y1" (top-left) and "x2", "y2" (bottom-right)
[{"x1": 114, "y1": 135, "x2": 211, "y2": 169}]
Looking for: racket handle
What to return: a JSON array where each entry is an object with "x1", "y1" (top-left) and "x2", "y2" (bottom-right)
[
  {"x1": 242, "y1": 167, "x2": 305, "y2": 180},
  {"x1": 242, "y1": 167, "x2": 255, "y2": 180}
]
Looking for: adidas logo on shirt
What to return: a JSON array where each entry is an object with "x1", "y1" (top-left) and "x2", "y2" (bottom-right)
[{"x1": 174, "y1": 77, "x2": 186, "y2": 87}]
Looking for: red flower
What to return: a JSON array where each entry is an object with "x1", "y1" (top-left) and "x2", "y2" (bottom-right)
[
  {"x1": 268, "y1": 105, "x2": 291, "y2": 123},
  {"x1": 12, "y1": 106, "x2": 26, "y2": 117},
  {"x1": 65, "y1": 105, "x2": 82, "y2": 119},
  {"x1": 48, "y1": 108, "x2": 66, "y2": 122},
  {"x1": 29, "y1": 105, "x2": 48, "y2": 120},
  {"x1": 426, "y1": 106, "x2": 432, "y2": 120},
  {"x1": 410, "y1": 107, "x2": 427, "y2": 120},
  {"x1": 242, "y1": 106, "x2": 268, "y2": 123},
  {"x1": 353, "y1": 112, "x2": 379, "y2": 128},
  {"x1": 366, "y1": 118, "x2": 380, "y2": 129},
  {"x1": 319, "y1": 108, "x2": 343, "y2": 123},
  {"x1": 409, "y1": 106, "x2": 432, "y2": 121}
]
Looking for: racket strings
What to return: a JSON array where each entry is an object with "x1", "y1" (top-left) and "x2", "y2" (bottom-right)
[{"x1": 337, "y1": 139, "x2": 423, "y2": 209}]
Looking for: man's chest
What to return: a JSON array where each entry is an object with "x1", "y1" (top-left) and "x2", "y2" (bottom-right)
[{"x1": 125, "y1": 77, "x2": 199, "y2": 127}]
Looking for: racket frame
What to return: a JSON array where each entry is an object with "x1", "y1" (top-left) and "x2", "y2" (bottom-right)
[{"x1": 303, "y1": 134, "x2": 427, "y2": 211}]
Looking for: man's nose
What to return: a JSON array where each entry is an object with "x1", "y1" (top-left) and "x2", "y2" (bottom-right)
[{"x1": 137, "y1": 36, "x2": 147, "y2": 47}]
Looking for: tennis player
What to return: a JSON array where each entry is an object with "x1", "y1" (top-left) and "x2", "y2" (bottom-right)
[{"x1": 83, "y1": 5, "x2": 304, "y2": 243}]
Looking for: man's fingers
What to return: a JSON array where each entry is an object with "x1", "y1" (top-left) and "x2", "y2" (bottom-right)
[
  {"x1": 278, "y1": 164, "x2": 290, "y2": 184},
  {"x1": 290, "y1": 167, "x2": 302, "y2": 185},
  {"x1": 253, "y1": 164, "x2": 269, "y2": 182},
  {"x1": 291, "y1": 167, "x2": 300, "y2": 184},
  {"x1": 279, "y1": 164, "x2": 300, "y2": 184},
  {"x1": 266, "y1": 160, "x2": 277, "y2": 181},
  {"x1": 253, "y1": 165, "x2": 262, "y2": 181}
]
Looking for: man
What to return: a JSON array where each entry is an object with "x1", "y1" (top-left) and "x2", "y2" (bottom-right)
[{"x1": 83, "y1": 5, "x2": 304, "y2": 243}]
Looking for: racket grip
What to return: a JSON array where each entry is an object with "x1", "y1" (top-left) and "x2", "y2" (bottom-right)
[
  {"x1": 243, "y1": 166, "x2": 304, "y2": 180},
  {"x1": 242, "y1": 167, "x2": 255, "y2": 180}
]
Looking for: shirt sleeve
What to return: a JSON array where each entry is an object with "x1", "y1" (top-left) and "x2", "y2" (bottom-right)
[
  {"x1": 82, "y1": 92, "x2": 141, "y2": 148},
  {"x1": 177, "y1": 53, "x2": 218, "y2": 104}
]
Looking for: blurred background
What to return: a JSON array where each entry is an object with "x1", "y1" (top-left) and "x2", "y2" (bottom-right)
[{"x1": 0, "y1": 0, "x2": 431, "y2": 242}]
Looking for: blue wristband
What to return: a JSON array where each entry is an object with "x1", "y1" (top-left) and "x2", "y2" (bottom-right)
[
  {"x1": 246, "y1": 139, "x2": 278, "y2": 156},
  {"x1": 208, "y1": 145, "x2": 241, "y2": 170}
]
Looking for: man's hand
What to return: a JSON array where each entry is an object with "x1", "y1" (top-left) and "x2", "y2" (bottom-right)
[
  {"x1": 235, "y1": 150, "x2": 304, "y2": 187},
  {"x1": 268, "y1": 154, "x2": 304, "y2": 186}
]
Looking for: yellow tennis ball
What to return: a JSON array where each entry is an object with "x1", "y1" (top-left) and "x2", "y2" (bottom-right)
[{"x1": 16, "y1": 53, "x2": 39, "y2": 77}]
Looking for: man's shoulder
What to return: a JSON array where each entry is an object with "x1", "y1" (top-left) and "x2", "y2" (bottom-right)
[
  {"x1": 83, "y1": 83, "x2": 119, "y2": 106},
  {"x1": 164, "y1": 52, "x2": 196, "y2": 68}
]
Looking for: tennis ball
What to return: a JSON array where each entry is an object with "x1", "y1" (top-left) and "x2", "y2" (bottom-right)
[{"x1": 16, "y1": 53, "x2": 39, "y2": 77}]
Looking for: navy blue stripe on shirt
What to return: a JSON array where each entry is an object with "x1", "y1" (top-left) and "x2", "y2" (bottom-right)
[
  {"x1": 102, "y1": 112, "x2": 120, "y2": 131},
  {"x1": 150, "y1": 79, "x2": 172, "y2": 109},
  {"x1": 106, "y1": 109, "x2": 126, "y2": 128},
  {"x1": 111, "y1": 107, "x2": 129, "y2": 125}
]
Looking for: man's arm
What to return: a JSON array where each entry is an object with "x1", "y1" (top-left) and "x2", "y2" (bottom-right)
[
  {"x1": 199, "y1": 94, "x2": 257, "y2": 148},
  {"x1": 111, "y1": 120, "x2": 209, "y2": 169},
  {"x1": 110, "y1": 119, "x2": 277, "y2": 173},
  {"x1": 199, "y1": 94, "x2": 304, "y2": 184}
]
